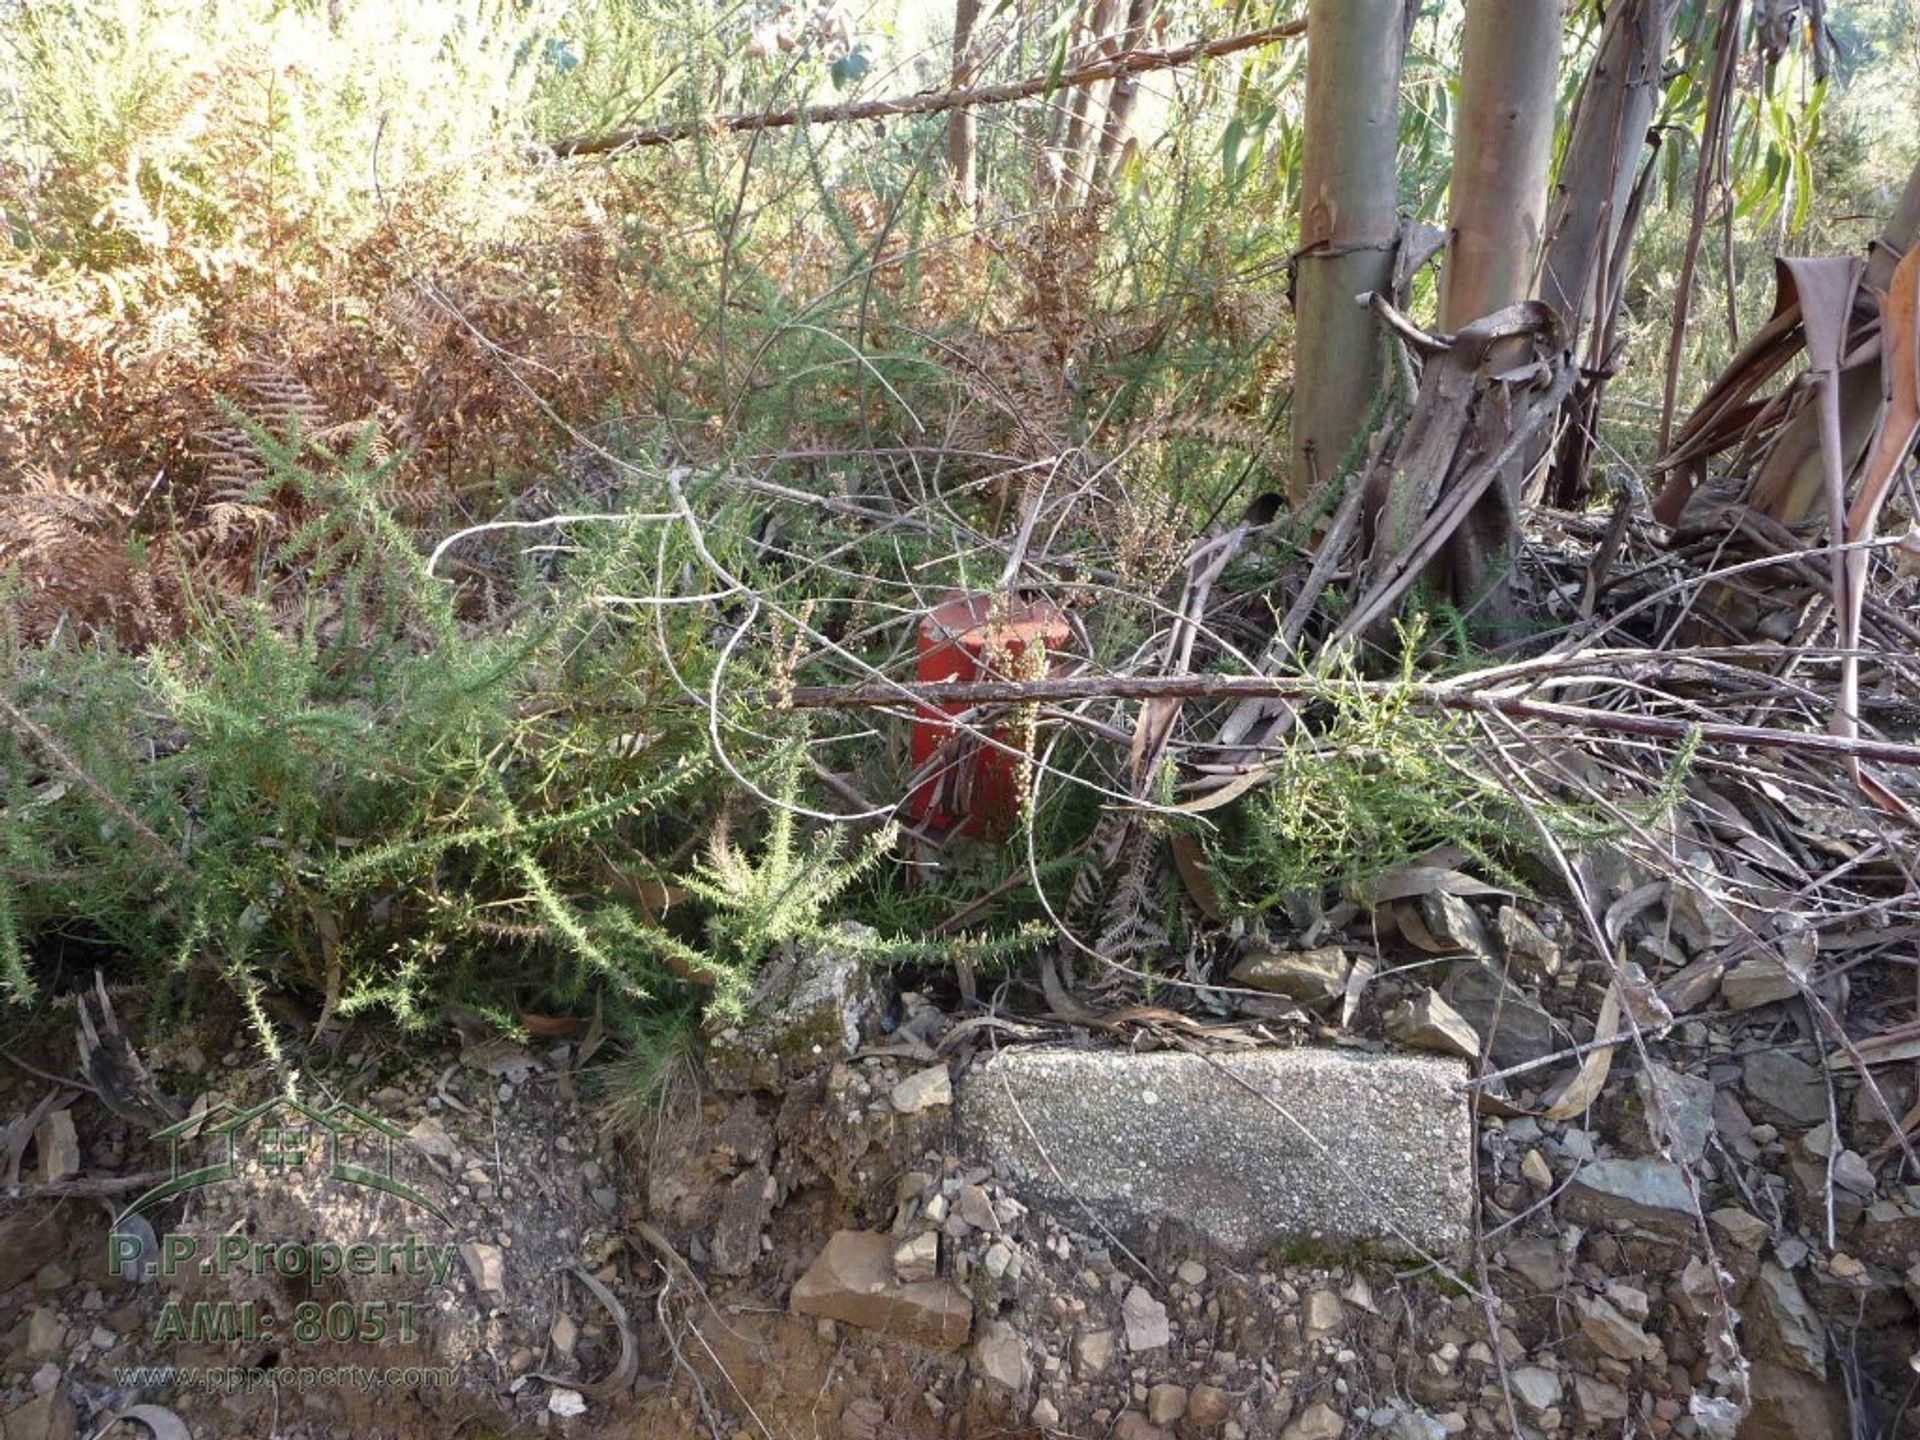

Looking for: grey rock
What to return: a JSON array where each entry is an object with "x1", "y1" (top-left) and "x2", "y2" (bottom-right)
[
  {"x1": 1562, "y1": 1158, "x2": 1694, "y2": 1238},
  {"x1": 1709, "y1": 1206, "x2": 1770, "y2": 1252},
  {"x1": 1742, "y1": 1050, "x2": 1827, "y2": 1130},
  {"x1": 1510, "y1": 1366, "x2": 1562, "y2": 1413},
  {"x1": 955, "y1": 1184, "x2": 998, "y2": 1232},
  {"x1": 1422, "y1": 893, "x2": 1492, "y2": 957},
  {"x1": 891, "y1": 1066, "x2": 953, "y2": 1114},
  {"x1": 1832, "y1": 1149, "x2": 1876, "y2": 1197},
  {"x1": 1230, "y1": 946, "x2": 1350, "y2": 1005},
  {"x1": 1747, "y1": 1262, "x2": 1825, "y2": 1378},
  {"x1": 707, "y1": 924, "x2": 879, "y2": 1092},
  {"x1": 1637, "y1": 1062, "x2": 1715, "y2": 1164},
  {"x1": 1440, "y1": 963, "x2": 1558, "y2": 1067},
  {"x1": 791, "y1": 1230, "x2": 971, "y2": 1349},
  {"x1": 972, "y1": 1319, "x2": 1030, "y2": 1391},
  {"x1": 1123, "y1": 1285, "x2": 1171, "y2": 1351},
  {"x1": 1387, "y1": 991, "x2": 1481, "y2": 1059},
  {"x1": 959, "y1": 1047, "x2": 1473, "y2": 1259},
  {"x1": 1499, "y1": 1237, "x2": 1564, "y2": 1292}
]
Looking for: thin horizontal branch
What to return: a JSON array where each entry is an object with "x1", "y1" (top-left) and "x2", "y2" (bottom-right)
[
  {"x1": 772, "y1": 673, "x2": 1920, "y2": 768},
  {"x1": 542, "y1": 21, "x2": 1306, "y2": 159},
  {"x1": 2, "y1": 1169, "x2": 169, "y2": 1200}
]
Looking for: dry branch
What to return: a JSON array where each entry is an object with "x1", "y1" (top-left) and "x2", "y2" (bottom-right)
[
  {"x1": 541, "y1": 20, "x2": 1305, "y2": 159},
  {"x1": 772, "y1": 673, "x2": 1920, "y2": 769}
]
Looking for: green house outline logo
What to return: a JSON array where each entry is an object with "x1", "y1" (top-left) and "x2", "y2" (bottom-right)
[{"x1": 118, "y1": 1096, "x2": 451, "y2": 1227}]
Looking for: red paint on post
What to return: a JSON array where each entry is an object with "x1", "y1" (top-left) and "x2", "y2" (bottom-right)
[{"x1": 908, "y1": 593, "x2": 1071, "y2": 839}]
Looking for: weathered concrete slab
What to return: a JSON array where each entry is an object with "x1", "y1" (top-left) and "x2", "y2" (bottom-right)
[{"x1": 958, "y1": 1047, "x2": 1472, "y2": 1260}]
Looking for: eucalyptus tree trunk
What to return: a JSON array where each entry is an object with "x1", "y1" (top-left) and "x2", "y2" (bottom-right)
[
  {"x1": 1537, "y1": 0, "x2": 1679, "y2": 505},
  {"x1": 1092, "y1": 0, "x2": 1155, "y2": 193},
  {"x1": 1439, "y1": 0, "x2": 1564, "y2": 331},
  {"x1": 1290, "y1": 0, "x2": 1409, "y2": 506},
  {"x1": 949, "y1": 0, "x2": 982, "y2": 206},
  {"x1": 1059, "y1": 0, "x2": 1119, "y2": 202},
  {"x1": 1539, "y1": 0, "x2": 1677, "y2": 344}
]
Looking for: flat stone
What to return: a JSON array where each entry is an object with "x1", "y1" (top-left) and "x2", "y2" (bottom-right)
[
  {"x1": 406, "y1": 1115, "x2": 462, "y2": 1167},
  {"x1": 460, "y1": 1243, "x2": 507, "y2": 1306},
  {"x1": 1709, "y1": 1206, "x2": 1770, "y2": 1252},
  {"x1": 0, "y1": 1389, "x2": 76, "y2": 1440},
  {"x1": 790, "y1": 1230, "x2": 972, "y2": 1349},
  {"x1": 972, "y1": 1319, "x2": 1029, "y2": 1390},
  {"x1": 1496, "y1": 906, "x2": 1561, "y2": 978},
  {"x1": 550, "y1": 1311, "x2": 578, "y2": 1358},
  {"x1": 1073, "y1": 1328, "x2": 1116, "y2": 1378},
  {"x1": 33, "y1": 1111, "x2": 79, "y2": 1184},
  {"x1": 24, "y1": 1308, "x2": 63, "y2": 1359},
  {"x1": 1721, "y1": 957, "x2": 1801, "y2": 1011},
  {"x1": 1747, "y1": 1262, "x2": 1825, "y2": 1378},
  {"x1": 1742, "y1": 1050, "x2": 1827, "y2": 1129},
  {"x1": 547, "y1": 1388, "x2": 586, "y2": 1417},
  {"x1": 1122, "y1": 1285, "x2": 1171, "y2": 1351},
  {"x1": 1573, "y1": 1374, "x2": 1629, "y2": 1423},
  {"x1": 893, "y1": 1232, "x2": 939, "y2": 1284},
  {"x1": 1440, "y1": 963, "x2": 1558, "y2": 1067},
  {"x1": 891, "y1": 1066, "x2": 953, "y2": 1114},
  {"x1": 1230, "y1": 946, "x2": 1350, "y2": 1005},
  {"x1": 1499, "y1": 1237, "x2": 1564, "y2": 1292},
  {"x1": 1511, "y1": 1366, "x2": 1562, "y2": 1413},
  {"x1": 1637, "y1": 1063, "x2": 1715, "y2": 1164},
  {"x1": 955, "y1": 1184, "x2": 998, "y2": 1233},
  {"x1": 1281, "y1": 1401, "x2": 1345, "y2": 1440},
  {"x1": 1387, "y1": 990, "x2": 1481, "y2": 1059},
  {"x1": 1573, "y1": 1292, "x2": 1660, "y2": 1362},
  {"x1": 1302, "y1": 1289, "x2": 1343, "y2": 1338},
  {"x1": 959, "y1": 1048, "x2": 1472, "y2": 1259},
  {"x1": 1562, "y1": 1158, "x2": 1694, "y2": 1238}
]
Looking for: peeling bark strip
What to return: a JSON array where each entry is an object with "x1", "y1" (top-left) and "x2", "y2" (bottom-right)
[
  {"x1": 540, "y1": 21, "x2": 1306, "y2": 160},
  {"x1": 768, "y1": 674, "x2": 1920, "y2": 769}
]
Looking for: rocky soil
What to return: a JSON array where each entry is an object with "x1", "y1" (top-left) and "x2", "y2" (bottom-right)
[{"x1": 1, "y1": 867, "x2": 1918, "y2": 1440}]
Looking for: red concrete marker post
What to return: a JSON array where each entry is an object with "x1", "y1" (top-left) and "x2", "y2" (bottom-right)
[{"x1": 908, "y1": 593, "x2": 1071, "y2": 839}]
